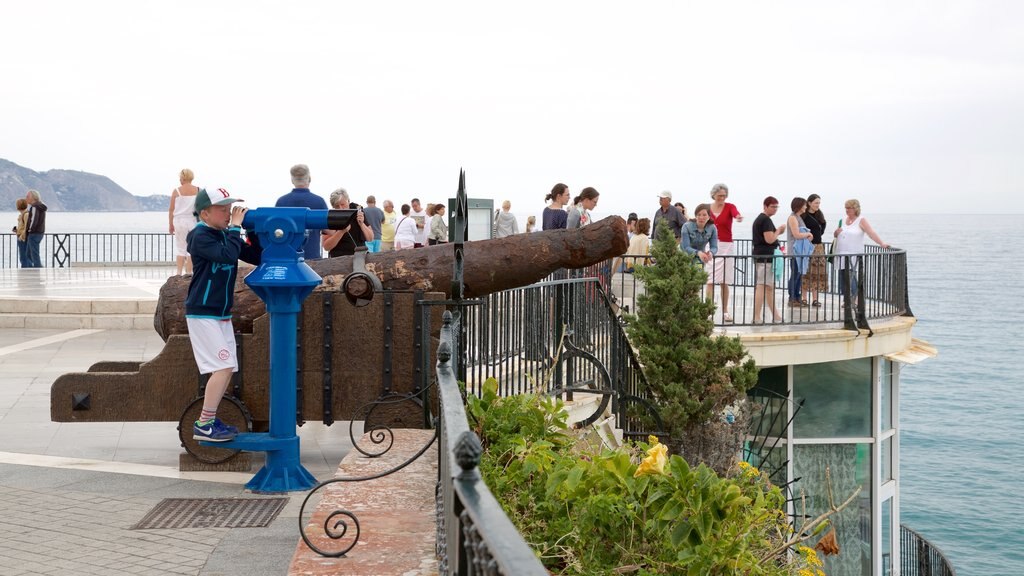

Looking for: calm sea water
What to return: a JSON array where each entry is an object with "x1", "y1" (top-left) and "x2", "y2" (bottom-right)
[{"x1": 2, "y1": 211, "x2": 1019, "y2": 574}]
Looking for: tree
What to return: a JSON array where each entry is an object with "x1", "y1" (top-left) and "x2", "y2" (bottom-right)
[{"x1": 626, "y1": 227, "x2": 759, "y2": 473}]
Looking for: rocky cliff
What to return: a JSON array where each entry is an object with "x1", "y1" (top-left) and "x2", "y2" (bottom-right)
[{"x1": 0, "y1": 158, "x2": 169, "y2": 211}]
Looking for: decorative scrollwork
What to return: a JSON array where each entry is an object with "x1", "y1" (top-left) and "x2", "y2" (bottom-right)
[
  {"x1": 347, "y1": 379, "x2": 437, "y2": 458},
  {"x1": 299, "y1": 427, "x2": 439, "y2": 558}
]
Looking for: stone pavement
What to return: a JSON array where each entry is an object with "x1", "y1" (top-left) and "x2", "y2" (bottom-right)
[{"x1": 0, "y1": 268, "x2": 371, "y2": 575}]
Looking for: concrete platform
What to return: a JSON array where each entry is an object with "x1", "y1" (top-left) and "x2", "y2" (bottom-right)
[
  {"x1": 0, "y1": 267, "x2": 378, "y2": 575},
  {"x1": 0, "y1": 266, "x2": 170, "y2": 329}
]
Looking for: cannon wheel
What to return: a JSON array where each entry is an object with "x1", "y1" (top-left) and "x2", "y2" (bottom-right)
[{"x1": 176, "y1": 395, "x2": 252, "y2": 464}]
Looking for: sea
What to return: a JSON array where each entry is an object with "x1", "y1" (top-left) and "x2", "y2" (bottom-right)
[{"x1": 2, "y1": 210, "x2": 1020, "y2": 575}]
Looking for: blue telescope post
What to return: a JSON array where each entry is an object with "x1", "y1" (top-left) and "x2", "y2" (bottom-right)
[{"x1": 198, "y1": 207, "x2": 355, "y2": 493}]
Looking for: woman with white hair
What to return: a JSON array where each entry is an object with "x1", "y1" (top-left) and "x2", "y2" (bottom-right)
[
  {"x1": 168, "y1": 169, "x2": 199, "y2": 276},
  {"x1": 706, "y1": 183, "x2": 743, "y2": 322}
]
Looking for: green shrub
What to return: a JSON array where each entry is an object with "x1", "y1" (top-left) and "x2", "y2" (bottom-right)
[{"x1": 467, "y1": 379, "x2": 824, "y2": 575}]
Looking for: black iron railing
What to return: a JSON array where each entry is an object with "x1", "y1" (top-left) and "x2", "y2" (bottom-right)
[
  {"x1": 435, "y1": 310, "x2": 548, "y2": 575},
  {"x1": 441, "y1": 274, "x2": 661, "y2": 440},
  {"x1": 901, "y1": 524, "x2": 956, "y2": 576},
  {"x1": 2, "y1": 232, "x2": 175, "y2": 268},
  {"x1": 594, "y1": 240, "x2": 910, "y2": 331}
]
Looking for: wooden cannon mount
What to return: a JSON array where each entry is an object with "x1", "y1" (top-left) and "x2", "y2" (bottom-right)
[{"x1": 50, "y1": 217, "x2": 628, "y2": 465}]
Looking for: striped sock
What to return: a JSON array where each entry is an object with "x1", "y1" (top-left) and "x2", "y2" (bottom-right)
[{"x1": 198, "y1": 408, "x2": 217, "y2": 424}]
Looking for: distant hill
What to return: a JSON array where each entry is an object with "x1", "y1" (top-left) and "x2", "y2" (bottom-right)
[{"x1": 0, "y1": 158, "x2": 170, "y2": 211}]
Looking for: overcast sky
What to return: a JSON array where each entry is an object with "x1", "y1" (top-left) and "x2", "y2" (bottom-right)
[{"x1": 2, "y1": 1, "x2": 1021, "y2": 219}]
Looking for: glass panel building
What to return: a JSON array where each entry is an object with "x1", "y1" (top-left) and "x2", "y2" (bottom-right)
[{"x1": 741, "y1": 325, "x2": 919, "y2": 576}]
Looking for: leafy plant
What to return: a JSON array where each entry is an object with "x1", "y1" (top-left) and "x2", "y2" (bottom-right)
[
  {"x1": 467, "y1": 383, "x2": 827, "y2": 575},
  {"x1": 627, "y1": 227, "x2": 759, "y2": 473}
]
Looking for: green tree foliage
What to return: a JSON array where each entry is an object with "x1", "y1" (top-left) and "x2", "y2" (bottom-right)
[{"x1": 627, "y1": 227, "x2": 759, "y2": 472}]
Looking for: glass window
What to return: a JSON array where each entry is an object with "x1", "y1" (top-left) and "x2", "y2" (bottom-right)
[
  {"x1": 881, "y1": 436, "x2": 893, "y2": 481},
  {"x1": 881, "y1": 498, "x2": 892, "y2": 576},
  {"x1": 749, "y1": 366, "x2": 789, "y2": 439},
  {"x1": 793, "y1": 443, "x2": 873, "y2": 576},
  {"x1": 881, "y1": 358, "x2": 893, "y2": 432},
  {"x1": 794, "y1": 358, "x2": 872, "y2": 438}
]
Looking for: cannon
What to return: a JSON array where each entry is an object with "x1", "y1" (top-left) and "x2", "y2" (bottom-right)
[{"x1": 51, "y1": 212, "x2": 629, "y2": 473}]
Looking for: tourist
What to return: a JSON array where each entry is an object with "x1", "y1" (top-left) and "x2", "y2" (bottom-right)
[
  {"x1": 24, "y1": 189, "x2": 47, "y2": 268},
  {"x1": 185, "y1": 188, "x2": 248, "y2": 443},
  {"x1": 706, "y1": 183, "x2": 743, "y2": 322},
  {"x1": 786, "y1": 197, "x2": 814, "y2": 307},
  {"x1": 494, "y1": 200, "x2": 519, "y2": 237},
  {"x1": 612, "y1": 217, "x2": 651, "y2": 273},
  {"x1": 681, "y1": 203, "x2": 718, "y2": 265},
  {"x1": 429, "y1": 203, "x2": 448, "y2": 245},
  {"x1": 525, "y1": 215, "x2": 537, "y2": 233},
  {"x1": 409, "y1": 198, "x2": 428, "y2": 247},
  {"x1": 567, "y1": 187, "x2": 599, "y2": 229},
  {"x1": 542, "y1": 183, "x2": 570, "y2": 230},
  {"x1": 801, "y1": 194, "x2": 828, "y2": 307},
  {"x1": 322, "y1": 188, "x2": 372, "y2": 257},
  {"x1": 834, "y1": 198, "x2": 890, "y2": 306},
  {"x1": 13, "y1": 198, "x2": 29, "y2": 267},
  {"x1": 752, "y1": 196, "x2": 787, "y2": 324},
  {"x1": 652, "y1": 190, "x2": 685, "y2": 242},
  {"x1": 275, "y1": 164, "x2": 328, "y2": 260},
  {"x1": 362, "y1": 196, "x2": 384, "y2": 253},
  {"x1": 393, "y1": 204, "x2": 418, "y2": 250},
  {"x1": 626, "y1": 212, "x2": 638, "y2": 239},
  {"x1": 674, "y1": 202, "x2": 688, "y2": 221},
  {"x1": 380, "y1": 200, "x2": 398, "y2": 252},
  {"x1": 168, "y1": 168, "x2": 200, "y2": 276}
]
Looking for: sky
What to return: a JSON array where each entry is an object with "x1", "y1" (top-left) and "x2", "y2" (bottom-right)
[{"x1": 2, "y1": 1, "x2": 1022, "y2": 221}]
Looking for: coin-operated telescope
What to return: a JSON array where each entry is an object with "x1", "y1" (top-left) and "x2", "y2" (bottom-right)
[{"x1": 197, "y1": 207, "x2": 355, "y2": 492}]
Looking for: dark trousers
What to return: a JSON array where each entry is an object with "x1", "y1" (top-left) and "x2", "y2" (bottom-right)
[
  {"x1": 16, "y1": 239, "x2": 30, "y2": 267},
  {"x1": 26, "y1": 233, "x2": 44, "y2": 267},
  {"x1": 787, "y1": 258, "x2": 802, "y2": 302}
]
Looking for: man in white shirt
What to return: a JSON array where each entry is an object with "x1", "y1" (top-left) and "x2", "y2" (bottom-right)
[{"x1": 410, "y1": 198, "x2": 429, "y2": 248}]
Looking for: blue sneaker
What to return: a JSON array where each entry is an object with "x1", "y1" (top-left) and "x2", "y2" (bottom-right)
[
  {"x1": 213, "y1": 418, "x2": 239, "y2": 435},
  {"x1": 193, "y1": 419, "x2": 237, "y2": 442}
]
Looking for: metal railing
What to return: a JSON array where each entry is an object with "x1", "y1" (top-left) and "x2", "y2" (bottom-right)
[
  {"x1": 437, "y1": 274, "x2": 661, "y2": 440},
  {"x1": 900, "y1": 524, "x2": 956, "y2": 576},
  {"x1": 2, "y1": 232, "x2": 175, "y2": 267},
  {"x1": 435, "y1": 310, "x2": 548, "y2": 575},
  {"x1": 593, "y1": 240, "x2": 911, "y2": 331}
]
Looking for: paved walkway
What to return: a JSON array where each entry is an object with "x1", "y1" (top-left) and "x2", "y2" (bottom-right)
[{"x1": 0, "y1": 268, "x2": 364, "y2": 575}]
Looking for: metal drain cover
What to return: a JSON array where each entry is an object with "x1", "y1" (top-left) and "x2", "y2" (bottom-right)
[{"x1": 132, "y1": 498, "x2": 288, "y2": 530}]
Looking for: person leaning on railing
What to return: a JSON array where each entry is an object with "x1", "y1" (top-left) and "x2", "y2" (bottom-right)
[
  {"x1": 833, "y1": 198, "x2": 889, "y2": 307},
  {"x1": 681, "y1": 204, "x2": 718, "y2": 266}
]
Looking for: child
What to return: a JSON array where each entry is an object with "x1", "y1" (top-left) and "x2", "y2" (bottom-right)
[
  {"x1": 13, "y1": 198, "x2": 29, "y2": 267},
  {"x1": 186, "y1": 187, "x2": 248, "y2": 442}
]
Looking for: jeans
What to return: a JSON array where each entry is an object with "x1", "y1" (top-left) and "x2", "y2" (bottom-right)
[
  {"x1": 26, "y1": 233, "x2": 44, "y2": 267},
  {"x1": 16, "y1": 239, "x2": 30, "y2": 267},
  {"x1": 787, "y1": 258, "x2": 802, "y2": 302}
]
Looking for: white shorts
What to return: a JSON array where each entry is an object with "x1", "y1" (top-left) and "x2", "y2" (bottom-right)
[
  {"x1": 174, "y1": 217, "x2": 195, "y2": 257},
  {"x1": 704, "y1": 241, "x2": 735, "y2": 285},
  {"x1": 187, "y1": 317, "x2": 238, "y2": 374}
]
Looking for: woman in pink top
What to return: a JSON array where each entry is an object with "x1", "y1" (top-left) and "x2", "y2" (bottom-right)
[{"x1": 705, "y1": 183, "x2": 743, "y2": 322}]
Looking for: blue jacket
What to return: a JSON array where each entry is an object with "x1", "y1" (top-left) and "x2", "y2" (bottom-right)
[
  {"x1": 680, "y1": 221, "x2": 718, "y2": 263},
  {"x1": 185, "y1": 223, "x2": 244, "y2": 319},
  {"x1": 793, "y1": 226, "x2": 814, "y2": 274},
  {"x1": 275, "y1": 188, "x2": 328, "y2": 260}
]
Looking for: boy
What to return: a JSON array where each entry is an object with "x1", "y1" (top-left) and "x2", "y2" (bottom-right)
[{"x1": 186, "y1": 187, "x2": 248, "y2": 442}]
